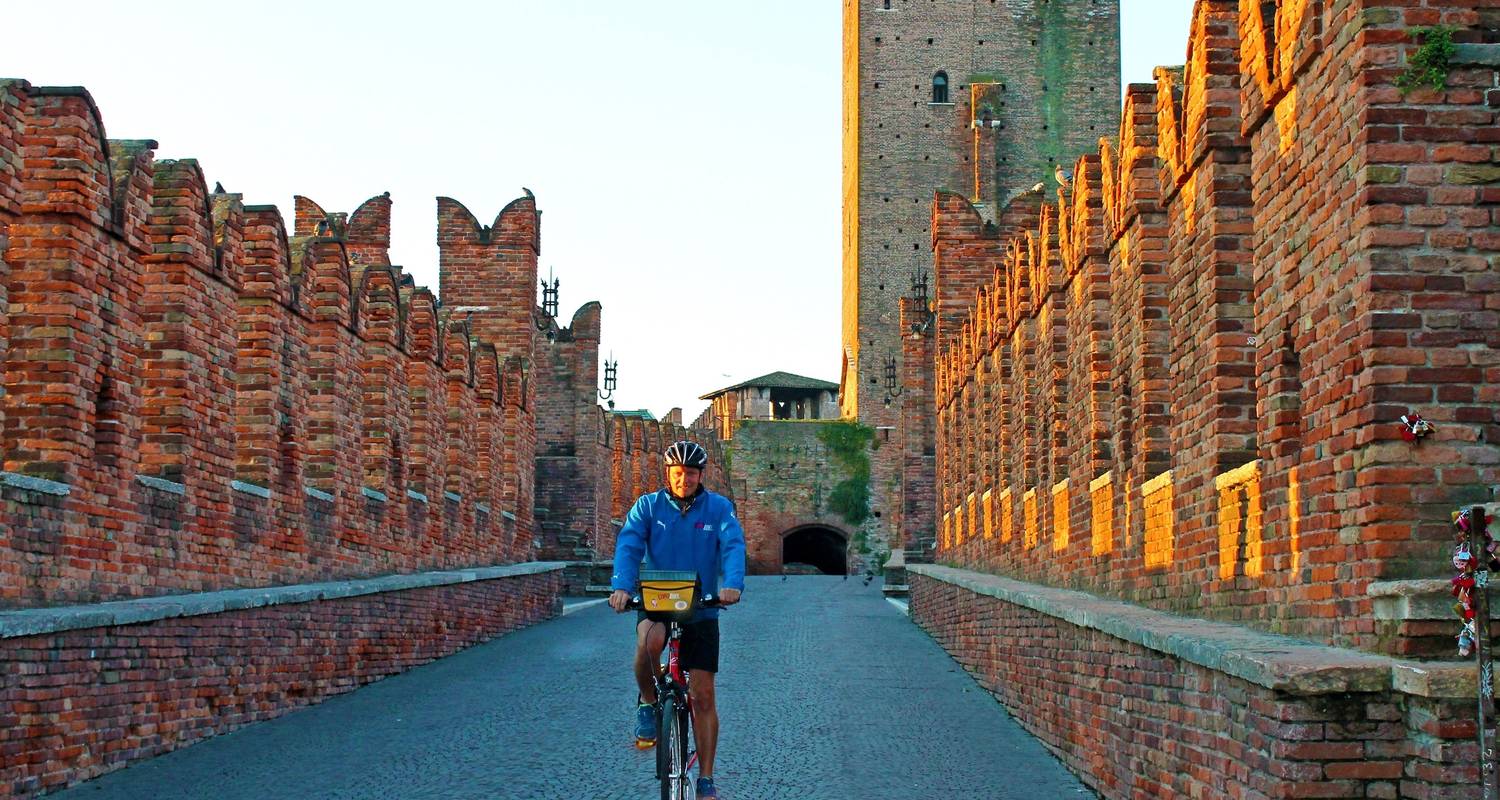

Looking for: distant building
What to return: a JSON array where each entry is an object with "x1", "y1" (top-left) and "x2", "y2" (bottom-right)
[{"x1": 696, "y1": 371, "x2": 839, "y2": 440}]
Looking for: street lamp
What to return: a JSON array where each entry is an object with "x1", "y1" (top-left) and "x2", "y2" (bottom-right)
[
  {"x1": 882, "y1": 353, "x2": 903, "y2": 406},
  {"x1": 539, "y1": 268, "x2": 560, "y2": 322},
  {"x1": 599, "y1": 354, "x2": 618, "y2": 410}
]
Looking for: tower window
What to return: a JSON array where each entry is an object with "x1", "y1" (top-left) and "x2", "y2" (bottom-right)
[
  {"x1": 883, "y1": 0, "x2": 891, "y2": 7},
  {"x1": 931, "y1": 72, "x2": 949, "y2": 104}
]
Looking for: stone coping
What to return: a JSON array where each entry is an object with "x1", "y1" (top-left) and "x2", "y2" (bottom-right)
[
  {"x1": 1, "y1": 471, "x2": 71, "y2": 496},
  {"x1": 911, "y1": 564, "x2": 1485, "y2": 699},
  {"x1": 0, "y1": 561, "x2": 566, "y2": 640}
]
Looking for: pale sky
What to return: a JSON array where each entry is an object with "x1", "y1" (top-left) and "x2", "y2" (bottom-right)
[{"x1": 4, "y1": 1, "x2": 1193, "y2": 422}]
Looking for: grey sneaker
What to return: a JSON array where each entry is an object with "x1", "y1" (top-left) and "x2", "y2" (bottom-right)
[{"x1": 696, "y1": 776, "x2": 719, "y2": 798}]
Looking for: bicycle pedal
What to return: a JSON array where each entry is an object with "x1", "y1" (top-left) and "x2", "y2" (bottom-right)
[{"x1": 635, "y1": 738, "x2": 656, "y2": 750}]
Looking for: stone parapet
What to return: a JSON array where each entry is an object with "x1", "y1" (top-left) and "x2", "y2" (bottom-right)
[
  {"x1": 0, "y1": 563, "x2": 563, "y2": 799},
  {"x1": 912, "y1": 564, "x2": 1489, "y2": 799}
]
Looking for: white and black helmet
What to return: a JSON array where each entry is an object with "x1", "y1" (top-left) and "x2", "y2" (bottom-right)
[{"x1": 664, "y1": 440, "x2": 708, "y2": 470}]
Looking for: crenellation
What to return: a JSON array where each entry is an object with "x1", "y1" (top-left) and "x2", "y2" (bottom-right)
[
  {"x1": 922, "y1": 0, "x2": 1500, "y2": 656},
  {"x1": 0, "y1": 77, "x2": 647, "y2": 609}
]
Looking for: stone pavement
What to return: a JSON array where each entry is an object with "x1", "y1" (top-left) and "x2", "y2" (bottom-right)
[{"x1": 53, "y1": 576, "x2": 1091, "y2": 799}]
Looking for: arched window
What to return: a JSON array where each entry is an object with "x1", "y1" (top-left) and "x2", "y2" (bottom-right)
[{"x1": 932, "y1": 72, "x2": 949, "y2": 104}]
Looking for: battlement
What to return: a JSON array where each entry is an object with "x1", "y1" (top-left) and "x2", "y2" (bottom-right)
[
  {"x1": 0, "y1": 80, "x2": 556, "y2": 608},
  {"x1": 921, "y1": 1, "x2": 1500, "y2": 655}
]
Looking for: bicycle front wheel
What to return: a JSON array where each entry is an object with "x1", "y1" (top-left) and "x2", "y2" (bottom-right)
[{"x1": 658, "y1": 694, "x2": 691, "y2": 800}]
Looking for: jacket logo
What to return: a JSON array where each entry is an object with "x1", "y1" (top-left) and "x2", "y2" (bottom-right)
[
  {"x1": 655, "y1": 520, "x2": 668, "y2": 529},
  {"x1": 695, "y1": 522, "x2": 716, "y2": 531}
]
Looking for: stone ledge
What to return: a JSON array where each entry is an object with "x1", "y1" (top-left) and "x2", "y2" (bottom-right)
[
  {"x1": 1368, "y1": 577, "x2": 1493, "y2": 621},
  {"x1": 135, "y1": 475, "x2": 186, "y2": 496},
  {"x1": 231, "y1": 480, "x2": 272, "y2": 499},
  {"x1": 1454, "y1": 43, "x2": 1500, "y2": 66},
  {"x1": 0, "y1": 471, "x2": 70, "y2": 496},
  {"x1": 911, "y1": 564, "x2": 1481, "y2": 698},
  {"x1": 0, "y1": 561, "x2": 566, "y2": 639}
]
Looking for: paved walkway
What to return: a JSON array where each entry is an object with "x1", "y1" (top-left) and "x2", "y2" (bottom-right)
[{"x1": 54, "y1": 576, "x2": 1091, "y2": 799}]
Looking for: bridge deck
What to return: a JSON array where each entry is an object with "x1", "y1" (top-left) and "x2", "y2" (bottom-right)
[{"x1": 53, "y1": 576, "x2": 1089, "y2": 799}]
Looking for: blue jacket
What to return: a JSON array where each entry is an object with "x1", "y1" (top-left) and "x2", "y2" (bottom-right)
[{"x1": 610, "y1": 488, "x2": 747, "y2": 621}]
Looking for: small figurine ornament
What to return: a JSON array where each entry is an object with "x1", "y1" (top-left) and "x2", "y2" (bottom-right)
[
  {"x1": 1399, "y1": 411, "x2": 1434, "y2": 442},
  {"x1": 1460, "y1": 619, "x2": 1478, "y2": 657}
]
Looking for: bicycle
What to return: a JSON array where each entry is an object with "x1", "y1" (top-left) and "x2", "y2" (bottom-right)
[{"x1": 626, "y1": 573, "x2": 724, "y2": 800}]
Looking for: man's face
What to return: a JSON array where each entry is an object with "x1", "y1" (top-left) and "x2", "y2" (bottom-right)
[{"x1": 668, "y1": 465, "x2": 702, "y2": 497}]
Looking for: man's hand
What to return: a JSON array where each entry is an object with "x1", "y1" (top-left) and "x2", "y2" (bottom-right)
[
  {"x1": 718, "y1": 588, "x2": 742, "y2": 606},
  {"x1": 609, "y1": 589, "x2": 632, "y2": 612}
]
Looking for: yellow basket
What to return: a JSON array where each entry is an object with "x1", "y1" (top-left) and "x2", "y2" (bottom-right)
[{"x1": 639, "y1": 570, "x2": 700, "y2": 622}]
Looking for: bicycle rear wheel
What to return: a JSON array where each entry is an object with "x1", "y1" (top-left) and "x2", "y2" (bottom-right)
[{"x1": 658, "y1": 694, "x2": 691, "y2": 800}]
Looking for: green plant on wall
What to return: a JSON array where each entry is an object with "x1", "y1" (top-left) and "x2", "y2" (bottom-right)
[
  {"x1": 1397, "y1": 26, "x2": 1456, "y2": 94},
  {"x1": 818, "y1": 421, "x2": 874, "y2": 527}
]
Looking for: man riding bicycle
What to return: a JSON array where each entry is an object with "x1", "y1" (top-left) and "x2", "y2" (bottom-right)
[{"x1": 609, "y1": 440, "x2": 746, "y2": 800}]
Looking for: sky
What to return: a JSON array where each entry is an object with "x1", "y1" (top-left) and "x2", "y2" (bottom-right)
[{"x1": 4, "y1": 1, "x2": 1194, "y2": 422}]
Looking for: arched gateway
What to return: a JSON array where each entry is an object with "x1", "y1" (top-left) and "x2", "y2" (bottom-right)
[{"x1": 781, "y1": 525, "x2": 849, "y2": 575}]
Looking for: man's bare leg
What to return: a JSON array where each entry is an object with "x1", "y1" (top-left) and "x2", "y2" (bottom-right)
[
  {"x1": 688, "y1": 669, "x2": 718, "y2": 778},
  {"x1": 634, "y1": 619, "x2": 666, "y2": 704}
]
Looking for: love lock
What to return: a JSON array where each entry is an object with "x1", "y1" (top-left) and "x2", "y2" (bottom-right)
[{"x1": 1399, "y1": 411, "x2": 1435, "y2": 442}]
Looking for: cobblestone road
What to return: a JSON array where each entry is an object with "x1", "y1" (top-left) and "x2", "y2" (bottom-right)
[{"x1": 54, "y1": 576, "x2": 1090, "y2": 799}]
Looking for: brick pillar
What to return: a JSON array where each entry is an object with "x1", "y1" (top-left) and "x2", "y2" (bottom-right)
[
  {"x1": 299, "y1": 237, "x2": 361, "y2": 564},
  {"x1": 403, "y1": 288, "x2": 446, "y2": 566},
  {"x1": 1154, "y1": 2, "x2": 1258, "y2": 570},
  {"x1": 438, "y1": 193, "x2": 539, "y2": 561},
  {"x1": 441, "y1": 318, "x2": 477, "y2": 566},
  {"x1": 355, "y1": 265, "x2": 410, "y2": 558}
]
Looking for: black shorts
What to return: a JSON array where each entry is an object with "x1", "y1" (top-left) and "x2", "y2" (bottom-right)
[{"x1": 637, "y1": 613, "x2": 721, "y2": 673}]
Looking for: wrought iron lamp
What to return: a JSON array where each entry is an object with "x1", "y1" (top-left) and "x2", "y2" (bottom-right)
[
  {"x1": 906, "y1": 266, "x2": 935, "y2": 337},
  {"x1": 599, "y1": 354, "x2": 618, "y2": 410},
  {"x1": 882, "y1": 353, "x2": 903, "y2": 407}
]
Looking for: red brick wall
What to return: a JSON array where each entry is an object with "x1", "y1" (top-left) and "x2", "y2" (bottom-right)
[
  {"x1": 0, "y1": 569, "x2": 560, "y2": 798},
  {"x1": 534, "y1": 302, "x2": 612, "y2": 560},
  {"x1": 922, "y1": 3, "x2": 1500, "y2": 652},
  {"x1": 0, "y1": 81, "x2": 550, "y2": 607},
  {"x1": 911, "y1": 571, "x2": 1479, "y2": 800}
]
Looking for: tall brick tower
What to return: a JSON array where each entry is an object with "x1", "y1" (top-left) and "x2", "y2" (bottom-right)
[{"x1": 842, "y1": 0, "x2": 1120, "y2": 552}]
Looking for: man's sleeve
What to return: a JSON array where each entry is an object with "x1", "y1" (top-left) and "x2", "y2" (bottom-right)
[
  {"x1": 610, "y1": 497, "x2": 650, "y2": 592},
  {"x1": 718, "y1": 501, "x2": 747, "y2": 592}
]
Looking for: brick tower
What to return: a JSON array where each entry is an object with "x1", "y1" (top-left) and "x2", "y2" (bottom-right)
[{"x1": 842, "y1": 0, "x2": 1120, "y2": 553}]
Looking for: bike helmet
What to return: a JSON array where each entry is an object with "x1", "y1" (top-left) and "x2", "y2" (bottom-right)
[{"x1": 663, "y1": 440, "x2": 708, "y2": 470}]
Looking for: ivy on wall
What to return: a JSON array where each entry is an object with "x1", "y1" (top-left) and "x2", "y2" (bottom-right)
[
  {"x1": 818, "y1": 420, "x2": 875, "y2": 528},
  {"x1": 1397, "y1": 26, "x2": 1456, "y2": 94}
]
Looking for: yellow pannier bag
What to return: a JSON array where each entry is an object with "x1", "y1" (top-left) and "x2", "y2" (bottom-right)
[{"x1": 639, "y1": 570, "x2": 700, "y2": 623}]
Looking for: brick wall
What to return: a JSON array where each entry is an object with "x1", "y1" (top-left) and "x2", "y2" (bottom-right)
[
  {"x1": 843, "y1": 0, "x2": 1122, "y2": 558},
  {"x1": 923, "y1": 2, "x2": 1500, "y2": 654},
  {"x1": 911, "y1": 567, "x2": 1483, "y2": 800},
  {"x1": 0, "y1": 80, "x2": 551, "y2": 607},
  {"x1": 533, "y1": 302, "x2": 612, "y2": 560},
  {"x1": 727, "y1": 420, "x2": 875, "y2": 575},
  {"x1": 0, "y1": 567, "x2": 561, "y2": 798}
]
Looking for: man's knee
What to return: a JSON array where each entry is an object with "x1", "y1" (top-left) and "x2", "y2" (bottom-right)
[
  {"x1": 636, "y1": 621, "x2": 666, "y2": 656},
  {"x1": 689, "y1": 673, "x2": 716, "y2": 710}
]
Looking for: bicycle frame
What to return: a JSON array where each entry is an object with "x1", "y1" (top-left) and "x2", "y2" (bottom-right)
[
  {"x1": 655, "y1": 621, "x2": 696, "y2": 784},
  {"x1": 630, "y1": 593, "x2": 721, "y2": 800}
]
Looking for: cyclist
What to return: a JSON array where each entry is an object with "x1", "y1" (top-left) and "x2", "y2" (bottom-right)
[{"x1": 609, "y1": 439, "x2": 746, "y2": 800}]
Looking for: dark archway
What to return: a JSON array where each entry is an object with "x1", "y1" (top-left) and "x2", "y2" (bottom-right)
[{"x1": 782, "y1": 526, "x2": 849, "y2": 575}]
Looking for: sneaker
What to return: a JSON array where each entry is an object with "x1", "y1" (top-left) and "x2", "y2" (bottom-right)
[
  {"x1": 696, "y1": 777, "x2": 719, "y2": 799},
  {"x1": 634, "y1": 702, "x2": 658, "y2": 748}
]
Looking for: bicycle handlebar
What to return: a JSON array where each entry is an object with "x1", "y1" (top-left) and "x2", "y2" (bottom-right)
[{"x1": 622, "y1": 595, "x2": 725, "y2": 611}]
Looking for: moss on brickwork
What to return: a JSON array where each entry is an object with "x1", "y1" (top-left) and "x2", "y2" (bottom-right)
[
  {"x1": 1397, "y1": 26, "x2": 1457, "y2": 94},
  {"x1": 818, "y1": 420, "x2": 875, "y2": 528}
]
